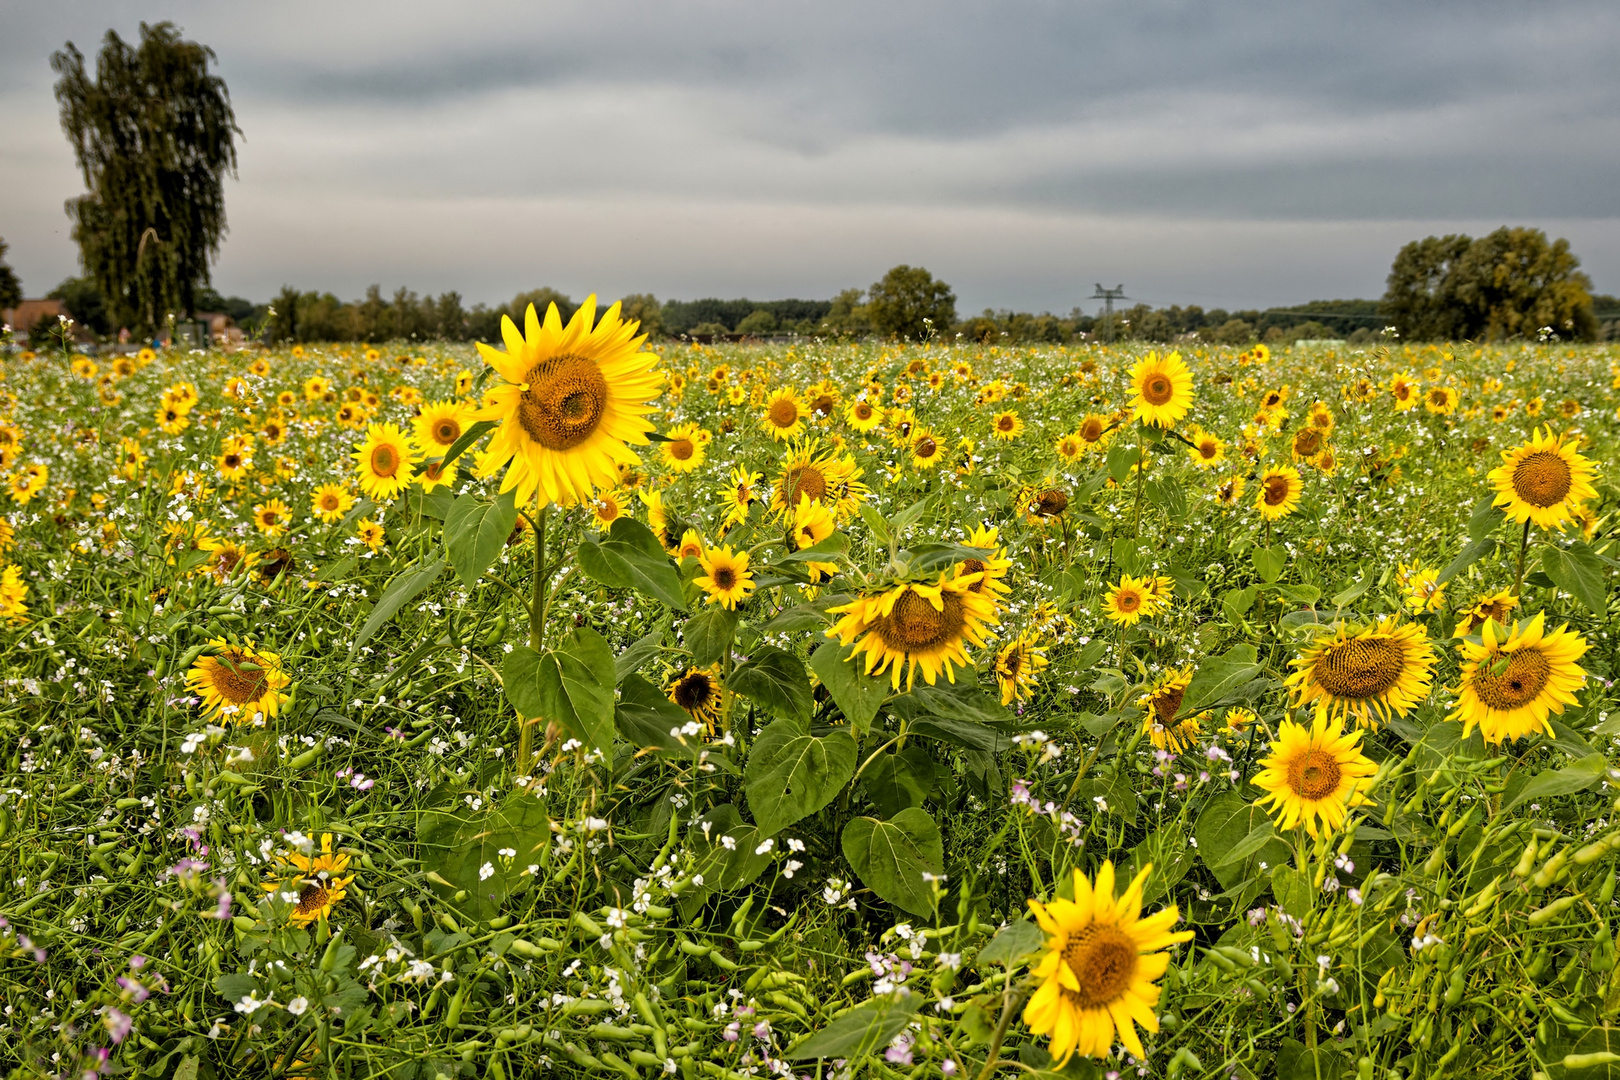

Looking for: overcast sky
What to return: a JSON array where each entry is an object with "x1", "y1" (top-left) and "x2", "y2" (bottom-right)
[{"x1": 4, "y1": 1, "x2": 1619, "y2": 314}]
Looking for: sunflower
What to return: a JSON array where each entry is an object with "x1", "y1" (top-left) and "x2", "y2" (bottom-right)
[
  {"x1": 356, "y1": 519, "x2": 385, "y2": 551},
  {"x1": 720, "y1": 466, "x2": 762, "y2": 529},
  {"x1": 1389, "y1": 372, "x2": 1418, "y2": 411},
  {"x1": 1487, "y1": 426, "x2": 1599, "y2": 530},
  {"x1": 1023, "y1": 861, "x2": 1192, "y2": 1065},
  {"x1": 846, "y1": 398, "x2": 883, "y2": 433},
  {"x1": 761, "y1": 388, "x2": 806, "y2": 441},
  {"x1": 1213, "y1": 474, "x2": 1245, "y2": 507},
  {"x1": 416, "y1": 458, "x2": 455, "y2": 493},
  {"x1": 1285, "y1": 619, "x2": 1436, "y2": 728},
  {"x1": 772, "y1": 439, "x2": 867, "y2": 521},
  {"x1": 259, "y1": 416, "x2": 287, "y2": 446},
  {"x1": 253, "y1": 499, "x2": 292, "y2": 536},
  {"x1": 696, "y1": 544, "x2": 755, "y2": 609},
  {"x1": 790, "y1": 496, "x2": 840, "y2": 583},
  {"x1": 0, "y1": 565, "x2": 30, "y2": 624},
  {"x1": 216, "y1": 442, "x2": 253, "y2": 482},
  {"x1": 117, "y1": 438, "x2": 147, "y2": 480},
  {"x1": 334, "y1": 402, "x2": 370, "y2": 429},
  {"x1": 205, "y1": 541, "x2": 256, "y2": 583},
  {"x1": 1128, "y1": 352, "x2": 1194, "y2": 428},
  {"x1": 826, "y1": 575, "x2": 998, "y2": 691},
  {"x1": 1454, "y1": 589, "x2": 1517, "y2": 638},
  {"x1": 1102, "y1": 575, "x2": 1157, "y2": 627},
  {"x1": 994, "y1": 631, "x2": 1049, "y2": 706},
  {"x1": 1254, "y1": 466, "x2": 1302, "y2": 520},
  {"x1": 1396, "y1": 563, "x2": 1445, "y2": 614},
  {"x1": 260, "y1": 834, "x2": 354, "y2": 927},
  {"x1": 1139, "y1": 670, "x2": 1201, "y2": 753},
  {"x1": 908, "y1": 428, "x2": 945, "y2": 470},
  {"x1": 353, "y1": 423, "x2": 422, "y2": 502},
  {"x1": 1289, "y1": 427, "x2": 1326, "y2": 462},
  {"x1": 1222, "y1": 707, "x2": 1257, "y2": 737},
  {"x1": 1423, "y1": 385, "x2": 1460, "y2": 415},
  {"x1": 413, "y1": 400, "x2": 468, "y2": 453},
  {"x1": 590, "y1": 488, "x2": 628, "y2": 531},
  {"x1": 956, "y1": 524, "x2": 1012, "y2": 605},
  {"x1": 677, "y1": 529, "x2": 706, "y2": 562},
  {"x1": 311, "y1": 484, "x2": 355, "y2": 524},
  {"x1": 1076, "y1": 414, "x2": 1111, "y2": 449},
  {"x1": 991, "y1": 411, "x2": 1024, "y2": 441},
  {"x1": 1186, "y1": 427, "x2": 1224, "y2": 468},
  {"x1": 659, "y1": 422, "x2": 707, "y2": 473},
  {"x1": 1054, "y1": 433, "x2": 1084, "y2": 462},
  {"x1": 187, "y1": 638, "x2": 290, "y2": 724},
  {"x1": 9, "y1": 465, "x2": 50, "y2": 506},
  {"x1": 1449, "y1": 612, "x2": 1589, "y2": 744},
  {"x1": 472, "y1": 297, "x2": 661, "y2": 509},
  {"x1": 666, "y1": 665, "x2": 726, "y2": 732},
  {"x1": 1253, "y1": 715, "x2": 1377, "y2": 838}
]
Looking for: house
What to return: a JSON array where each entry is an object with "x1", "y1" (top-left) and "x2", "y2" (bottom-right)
[{"x1": 3, "y1": 299, "x2": 70, "y2": 343}]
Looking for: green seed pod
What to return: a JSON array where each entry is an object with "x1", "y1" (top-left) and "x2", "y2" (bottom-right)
[
  {"x1": 1575, "y1": 837, "x2": 1616, "y2": 865},
  {"x1": 1512, "y1": 837, "x2": 1539, "y2": 878},
  {"x1": 1443, "y1": 968, "x2": 1466, "y2": 1007},
  {"x1": 444, "y1": 984, "x2": 469, "y2": 1029},
  {"x1": 1564, "y1": 1052, "x2": 1620, "y2": 1069},
  {"x1": 1600, "y1": 870, "x2": 1617, "y2": 906},
  {"x1": 1528, "y1": 895, "x2": 1580, "y2": 927},
  {"x1": 320, "y1": 930, "x2": 344, "y2": 973},
  {"x1": 1205, "y1": 949, "x2": 1238, "y2": 974},
  {"x1": 559, "y1": 999, "x2": 614, "y2": 1018},
  {"x1": 285, "y1": 744, "x2": 323, "y2": 771},
  {"x1": 573, "y1": 911, "x2": 604, "y2": 938},
  {"x1": 1532, "y1": 849, "x2": 1570, "y2": 890}
]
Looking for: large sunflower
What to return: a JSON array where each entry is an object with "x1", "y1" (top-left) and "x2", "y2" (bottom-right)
[
  {"x1": 353, "y1": 423, "x2": 422, "y2": 502},
  {"x1": 1487, "y1": 427, "x2": 1598, "y2": 530},
  {"x1": 1252, "y1": 715, "x2": 1377, "y2": 838},
  {"x1": 260, "y1": 834, "x2": 354, "y2": 927},
  {"x1": 1449, "y1": 612, "x2": 1588, "y2": 744},
  {"x1": 1023, "y1": 861, "x2": 1192, "y2": 1065},
  {"x1": 187, "y1": 639, "x2": 290, "y2": 724},
  {"x1": 826, "y1": 575, "x2": 998, "y2": 690},
  {"x1": 1186, "y1": 427, "x2": 1224, "y2": 468},
  {"x1": 1127, "y1": 351, "x2": 1194, "y2": 429},
  {"x1": 1254, "y1": 465, "x2": 1303, "y2": 520},
  {"x1": 412, "y1": 400, "x2": 467, "y2": 454},
  {"x1": 666, "y1": 665, "x2": 726, "y2": 732},
  {"x1": 1285, "y1": 619, "x2": 1436, "y2": 728},
  {"x1": 762, "y1": 388, "x2": 806, "y2": 441},
  {"x1": 472, "y1": 297, "x2": 662, "y2": 508}
]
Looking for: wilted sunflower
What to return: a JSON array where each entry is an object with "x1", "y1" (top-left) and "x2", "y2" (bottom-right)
[
  {"x1": 187, "y1": 639, "x2": 289, "y2": 724},
  {"x1": 994, "y1": 631, "x2": 1049, "y2": 706},
  {"x1": 1285, "y1": 619, "x2": 1435, "y2": 728},
  {"x1": 260, "y1": 834, "x2": 354, "y2": 927},
  {"x1": 666, "y1": 665, "x2": 726, "y2": 732},
  {"x1": 762, "y1": 388, "x2": 806, "y2": 441},
  {"x1": 472, "y1": 297, "x2": 662, "y2": 509},
  {"x1": 696, "y1": 544, "x2": 755, "y2": 609},
  {"x1": 1139, "y1": 669, "x2": 1201, "y2": 753},
  {"x1": 1487, "y1": 426, "x2": 1598, "y2": 530},
  {"x1": 1254, "y1": 465, "x2": 1302, "y2": 520},
  {"x1": 1449, "y1": 612, "x2": 1588, "y2": 744},
  {"x1": 1186, "y1": 427, "x2": 1224, "y2": 468},
  {"x1": 659, "y1": 422, "x2": 707, "y2": 473},
  {"x1": 1023, "y1": 861, "x2": 1192, "y2": 1065},
  {"x1": 1128, "y1": 351, "x2": 1194, "y2": 428},
  {"x1": 826, "y1": 575, "x2": 998, "y2": 690},
  {"x1": 1252, "y1": 715, "x2": 1377, "y2": 838},
  {"x1": 311, "y1": 484, "x2": 355, "y2": 524},
  {"x1": 413, "y1": 400, "x2": 468, "y2": 453},
  {"x1": 1454, "y1": 589, "x2": 1518, "y2": 638},
  {"x1": 353, "y1": 423, "x2": 421, "y2": 502}
]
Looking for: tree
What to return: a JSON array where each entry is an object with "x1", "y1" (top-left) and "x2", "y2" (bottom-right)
[
  {"x1": 48, "y1": 277, "x2": 111, "y2": 337},
  {"x1": 0, "y1": 238, "x2": 22, "y2": 312},
  {"x1": 735, "y1": 309, "x2": 778, "y2": 335},
  {"x1": 1381, "y1": 229, "x2": 1596, "y2": 341},
  {"x1": 52, "y1": 22, "x2": 240, "y2": 334},
  {"x1": 865, "y1": 266, "x2": 955, "y2": 340},
  {"x1": 617, "y1": 293, "x2": 662, "y2": 339}
]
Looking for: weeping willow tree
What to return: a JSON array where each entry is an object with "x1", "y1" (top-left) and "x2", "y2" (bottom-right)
[{"x1": 52, "y1": 22, "x2": 240, "y2": 335}]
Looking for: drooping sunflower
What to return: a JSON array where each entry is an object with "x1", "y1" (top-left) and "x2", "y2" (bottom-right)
[
  {"x1": 260, "y1": 834, "x2": 354, "y2": 927},
  {"x1": 311, "y1": 484, "x2": 355, "y2": 524},
  {"x1": 826, "y1": 575, "x2": 998, "y2": 691},
  {"x1": 994, "y1": 631, "x2": 1049, "y2": 706},
  {"x1": 253, "y1": 499, "x2": 292, "y2": 536},
  {"x1": 790, "y1": 494, "x2": 836, "y2": 553},
  {"x1": 1023, "y1": 861, "x2": 1192, "y2": 1065},
  {"x1": 1285, "y1": 619, "x2": 1436, "y2": 728},
  {"x1": 187, "y1": 639, "x2": 290, "y2": 724},
  {"x1": 1127, "y1": 351, "x2": 1194, "y2": 428},
  {"x1": 659, "y1": 422, "x2": 707, "y2": 473},
  {"x1": 472, "y1": 297, "x2": 662, "y2": 509},
  {"x1": 845, "y1": 398, "x2": 883, "y2": 433},
  {"x1": 1139, "y1": 669, "x2": 1201, "y2": 753},
  {"x1": 665, "y1": 665, "x2": 726, "y2": 732},
  {"x1": 676, "y1": 529, "x2": 705, "y2": 562},
  {"x1": 413, "y1": 400, "x2": 468, "y2": 454},
  {"x1": 1254, "y1": 465, "x2": 1303, "y2": 520},
  {"x1": 1487, "y1": 426, "x2": 1599, "y2": 530},
  {"x1": 1453, "y1": 589, "x2": 1518, "y2": 638},
  {"x1": 1252, "y1": 714, "x2": 1378, "y2": 838},
  {"x1": 353, "y1": 423, "x2": 422, "y2": 502},
  {"x1": 1186, "y1": 427, "x2": 1224, "y2": 468},
  {"x1": 761, "y1": 388, "x2": 806, "y2": 441},
  {"x1": 908, "y1": 428, "x2": 945, "y2": 470},
  {"x1": 1449, "y1": 612, "x2": 1588, "y2": 744},
  {"x1": 696, "y1": 544, "x2": 756, "y2": 609},
  {"x1": 990, "y1": 411, "x2": 1024, "y2": 441}
]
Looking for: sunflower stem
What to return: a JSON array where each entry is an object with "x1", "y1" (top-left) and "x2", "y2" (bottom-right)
[
  {"x1": 1130, "y1": 428, "x2": 1146, "y2": 538},
  {"x1": 517, "y1": 502, "x2": 551, "y2": 772},
  {"x1": 973, "y1": 983, "x2": 1028, "y2": 1080},
  {"x1": 1510, "y1": 518, "x2": 1532, "y2": 596}
]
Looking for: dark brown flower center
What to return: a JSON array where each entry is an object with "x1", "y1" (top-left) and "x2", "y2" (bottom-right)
[
  {"x1": 1263, "y1": 475, "x2": 1292, "y2": 506},
  {"x1": 1287, "y1": 748, "x2": 1342, "y2": 801},
  {"x1": 1116, "y1": 590, "x2": 1141, "y2": 614},
  {"x1": 1472, "y1": 647, "x2": 1552, "y2": 710},
  {"x1": 370, "y1": 445, "x2": 398, "y2": 477},
  {"x1": 915, "y1": 437, "x2": 938, "y2": 458},
  {"x1": 877, "y1": 589, "x2": 965, "y2": 652},
  {"x1": 433, "y1": 418, "x2": 461, "y2": 446},
  {"x1": 712, "y1": 566, "x2": 737, "y2": 590},
  {"x1": 1061, "y1": 924, "x2": 1139, "y2": 1009},
  {"x1": 768, "y1": 398, "x2": 800, "y2": 428},
  {"x1": 212, "y1": 652, "x2": 269, "y2": 704},
  {"x1": 518, "y1": 355, "x2": 607, "y2": 450},
  {"x1": 296, "y1": 882, "x2": 330, "y2": 916},
  {"x1": 1079, "y1": 418, "x2": 1104, "y2": 442},
  {"x1": 1143, "y1": 374, "x2": 1174, "y2": 406},
  {"x1": 783, "y1": 465, "x2": 827, "y2": 504},
  {"x1": 1312, "y1": 637, "x2": 1405, "y2": 700},
  {"x1": 1511, "y1": 452, "x2": 1573, "y2": 507},
  {"x1": 672, "y1": 672, "x2": 716, "y2": 711},
  {"x1": 1036, "y1": 489, "x2": 1068, "y2": 516},
  {"x1": 669, "y1": 438, "x2": 695, "y2": 461}
]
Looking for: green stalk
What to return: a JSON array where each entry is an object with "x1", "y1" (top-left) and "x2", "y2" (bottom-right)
[
  {"x1": 517, "y1": 502, "x2": 550, "y2": 772},
  {"x1": 1510, "y1": 518, "x2": 1532, "y2": 597},
  {"x1": 1131, "y1": 427, "x2": 1146, "y2": 538}
]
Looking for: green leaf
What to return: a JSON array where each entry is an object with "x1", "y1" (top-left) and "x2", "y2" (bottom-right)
[
  {"x1": 352, "y1": 557, "x2": 446, "y2": 652},
  {"x1": 1439, "y1": 534, "x2": 1498, "y2": 585},
  {"x1": 577, "y1": 518, "x2": 688, "y2": 610},
  {"x1": 1502, "y1": 755, "x2": 1613, "y2": 815},
  {"x1": 781, "y1": 533, "x2": 848, "y2": 562},
  {"x1": 860, "y1": 747, "x2": 932, "y2": 818},
  {"x1": 502, "y1": 646, "x2": 545, "y2": 718},
  {"x1": 809, "y1": 642, "x2": 889, "y2": 735},
  {"x1": 1121, "y1": 822, "x2": 1195, "y2": 905},
  {"x1": 504, "y1": 630, "x2": 616, "y2": 760},
  {"x1": 443, "y1": 490, "x2": 519, "y2": 588},
  {"x1": 727, "y1": 646, "x2": 815, "y2": 722},
  {"x1": 743, "y1": 719, "x2": 858, "y2": 835},
  {"x1": 1181, "y1": 644, "x2": 1265, "y2": 714},
  {"x1": 1271, "y1": 865, "x2": 1313, "y2": 919},
  {"x1": 614, "y1": 673, "x2": 689, "y2": 754},
  {"x1": 909, "y1": 716, "x2": 1004, "y2": 751},
  {"x1": 858, "y1": 503, "x2": 893, "y2": 549},
  {"x1": 898, "y1": 542, "x2": 992, "y2": 578},
  {"x1": 757, "y1": 604, "x2": 832, "y2": 635},
  {"x1": 1542, "y1": 543, "x2": 1609, "y2": 616},
  {"x1": 1195, "y1": 790, "x2": 1290, "y2": 892},
  {"x1": 613, "y1": 627, "x2": 665, "y2": 683},
  {"x1": 1330, "y1": 569, "x2": 1373, "y2": 608},
  {"x1": 402, "y1": 484, "x2": 455, "y2": 521},
  {"x1": 785, "y1": 997, "x2": 922, "y2": 1061},
  {"x1": 1254, "y1": 544, "x2": 1287, "y2": 583},
  {"x1": 1106, "y1": 441, "x2": 1136, "y2": 484},
  {"x1": 976, "y1": 919, "x2": 1045, "y2": 967},
  {"x1": 426, "y1": 790, "x2": 550, "y2": 920},
  {"x1": 1468, "y1": 492, "x2": 1505, "y2": 541},
  {"x1": 841, "y1": 808, "x2": 944, "y2": 917},
  {"x1": 683, "y1": 606, "x2": 738, "y2": 668},
  {"x1": 439, "y1": 418, "x2": 496, "y2": 470},
  {"x1": 1222, "y1": 586, "x2": 1256, "y2": 623},
  {"x1": 680, "y1": 804, "x2": 774, "y2": 916},
  {"x1": 906, "y1": 681, "x2": 1006, "y2": 726}
]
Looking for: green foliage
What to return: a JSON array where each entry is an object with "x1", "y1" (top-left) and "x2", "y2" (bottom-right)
[
  {"x1": 0, "y1": 238, "x2": 24, "y2": 313},
  {"x1": 865, "y1": 264, "x2": 957, "y2": 341}
]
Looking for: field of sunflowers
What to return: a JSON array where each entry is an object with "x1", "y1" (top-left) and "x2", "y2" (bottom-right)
[{"x1": 0, "y1": 301, "x2": 1617, "y2": 1080}]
